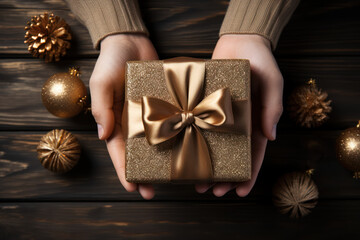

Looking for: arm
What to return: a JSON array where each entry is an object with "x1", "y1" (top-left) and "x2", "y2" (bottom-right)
[
  {"x1": 66, "y1": 0, "x2": 158, "y2": 199},
  {"x1": 196, "y1": 0, "x2": 300, "y2": 197}
]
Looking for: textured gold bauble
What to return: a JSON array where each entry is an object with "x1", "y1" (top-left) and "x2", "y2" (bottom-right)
[
  {"x1": 24, "y1": 12, "x2": 71, "y2": 62},
  {"x1": 288, "y1": 79, "x2": 332, "y2": 128},
  {"x1": 273, "y1": 171, "x2": 319, "y2": 218},
  {"x1": 336, "y1": 121, "x2": 360, "y2": 178},
  {"x1": 37, "y1": 129, "x2": 81, "y2": 173},
  {"x1": 42, "y1": 67, "x2": 88, "y2": 118}
]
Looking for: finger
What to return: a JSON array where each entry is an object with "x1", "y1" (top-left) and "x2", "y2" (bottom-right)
[
  {"x1": 106, "y1": 124, "x2": 137, "y2": 193},
  {"x1": 90, "y1": 48, "x2": 127, "y2": 140},
  {"x1": 256, "y1": 65, "x2": 283, "y2": 141},
  {"x1": 90, "y1": 56, "x2": 117, "y2": 140},
  {"x1": 213, "y1": 183, "x2": 236, "y2": 197},
  {"x1": 138, "y1": 184, "x2": 155, "y2": 200},
  {"x1": 195, "y1": 183, "x2": 214, "y2": 194},
  {"x1": 90, "y1": 81, "x2": 115, "y2": 140},
  {"x1": 236, "y1": 129, "x2": 267, "y2": 197}
]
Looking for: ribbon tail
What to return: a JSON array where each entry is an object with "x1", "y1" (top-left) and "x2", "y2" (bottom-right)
[{"x1": 171, "y1": 125, "x2": 213, "y2": 181}]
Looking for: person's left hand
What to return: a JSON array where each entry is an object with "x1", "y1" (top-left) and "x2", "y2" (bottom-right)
[{"x1": 195, "y1": 34, "x2": 284, "y2": 197}]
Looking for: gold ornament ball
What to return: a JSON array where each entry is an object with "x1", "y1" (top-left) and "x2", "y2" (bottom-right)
[
  {"x1": 42, "y1": 67, "x2": 88, "y2": 118},
  {"x1": 273, "y1": 171, "x2": 319, "y2": 218},
  {"x1": 336, "y1": 121, "x2": 360, "y2": 178},
  {"x1": 24, "y1": 12, "x2": 71, "y2": 62},
  {"x1": 37, "y1": 129, "x2": 81, "y2": 173}
]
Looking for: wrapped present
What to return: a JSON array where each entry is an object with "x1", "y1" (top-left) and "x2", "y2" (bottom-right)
[{"x1": 122, "y1": 57, "x2": 251, "y2": 183}]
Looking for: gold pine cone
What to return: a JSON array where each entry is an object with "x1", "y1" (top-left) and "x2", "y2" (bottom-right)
[
  {"x1": 273, "y1": 171, "x2": 319, "y2": 218},
  {"x1": 288, "y1": 79, "x2": 332, "y2": 128},
  {"x1": 37, "y1": 129, "x2": 81, "y2": 173},
  {"x1": 24, "y1": 12, "x2": 71, "y2": 62}
]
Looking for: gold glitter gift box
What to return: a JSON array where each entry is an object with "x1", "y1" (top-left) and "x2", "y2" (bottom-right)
[{"x1": 122, "y1": 58, "x2": 251, "y2": 183}]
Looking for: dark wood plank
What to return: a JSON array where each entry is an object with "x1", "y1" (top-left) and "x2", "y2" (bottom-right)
[
  {"x1": 277, "y1": 0, "x2": 360, "y2": 56},
  {"x1": 1, "y1": 57, "x2": 359, "y2": 131},
  {"x1": 0, "y1": 9, "x2": 96, "y2": 56},
  {"x1": 0, "y1": 59, "x2": 96, "y2": 131},
  {"x1": 1, "y1": 130, "x2": 359, "y2": 200},
  {"x1": 0, "y1": 0, "x2": 360, "y2": 57},
  {"x1": 1, "y1": 201, "x2": 360, "y2": 239},
  {"x1": 278, "y1": 57, "x2": 360, "y2": 130}
]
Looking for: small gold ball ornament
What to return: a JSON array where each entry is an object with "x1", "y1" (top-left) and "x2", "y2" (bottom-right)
[
  {"x1": 336, "y1": 121, "x2": 360, "y2": 178},
  {"x1": 42, "y1": 67, "x2": 88, "y2": 118},
  {"x1": 24, "y1": 12, "x2": 71, "y2": 62},
  {"x1": 37, "y1": 129, "x2": 81, "y2": 173},
  {"x1": 288, "y1": 79, "x2": 332, "y2": 128},
  {"x1": 273, "y1": 170, "x2": 319, "y2": 218}
]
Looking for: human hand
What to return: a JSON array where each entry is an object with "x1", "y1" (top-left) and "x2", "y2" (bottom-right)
[
  {"x1": 196, "y1": 34, "x2": 283, "y2": 197},
  {"x1": 90, "y1": 34, "x2": 158, "y2": 199}
]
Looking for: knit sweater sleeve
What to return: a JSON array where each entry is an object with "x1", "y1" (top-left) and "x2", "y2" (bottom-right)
[
  {"x1": 65, "y1": 0, "x2": 148, "y2": 49},
  {"x1": 219, "y1": 0, "x2": 300, "y2": 50}
]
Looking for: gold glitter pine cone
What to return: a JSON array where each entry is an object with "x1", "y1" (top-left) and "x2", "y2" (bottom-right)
[
  {"x1": 273, "y1": 171, "x2": 319, "y2": 218},
  {"x1": 37, "y1": 129, "x2": 81, "y2": 173},
  {"x1": 336, "y1": 121, "x2": 360, "y2": 178},
  {"x1": 24, "y1": 12, "x2": 71, "y2": 62},
  {"x1": 288, "y1": 79, "x2": 332, "y2": 128}
]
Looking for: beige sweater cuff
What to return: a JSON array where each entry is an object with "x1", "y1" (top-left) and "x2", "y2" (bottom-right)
[
  {"x1": 220, "y1": 0, "x2": 300, "y2": 50},
  {"x1": 66, "y1": 0, "x2": 149, "y2": 49}
]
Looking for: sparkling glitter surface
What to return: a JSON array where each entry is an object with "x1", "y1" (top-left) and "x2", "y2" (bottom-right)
[{"x1": 125, "y1": 59, "x2": 251, "y2": 183}]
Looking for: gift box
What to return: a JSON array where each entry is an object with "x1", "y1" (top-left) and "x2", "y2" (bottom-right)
[{"x1": 122, "y1": 57, "x2": 251, "y2": 183}]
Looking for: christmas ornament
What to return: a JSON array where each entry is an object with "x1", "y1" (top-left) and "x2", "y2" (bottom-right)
[
  {"x1": 37, "y1": 129, "x2": 81, "y2": 173},
  {"x1": 336, "y1": 121, "x2": 360, "y2": 178},
  {"x1": 273, "y1": 170, "x2": 319, "y2": 218},
  {"x1": 42, "y1": 67, "x2": 88, "y2": 118},
  {"x1": 288, "y1": 79, "x2": 332, "y2": 128},
  {"x1": 24, "y1": 12, "x2": 71, "y2": 62}
]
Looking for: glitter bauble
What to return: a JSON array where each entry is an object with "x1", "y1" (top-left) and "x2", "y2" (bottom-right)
[
  {"x1": 336, "y1": 121, "x2": 360, "y2": 178},
  {"x1": 37, "y1": 129, "x2": 81, "y2": 173},
  {"x1": 42, "y1": 67, "x2": 88, "y2": 118}
]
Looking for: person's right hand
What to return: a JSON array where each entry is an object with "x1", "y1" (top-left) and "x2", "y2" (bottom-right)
[{"x1": 90, "y1": 34, "x2": 159, "y2": 199}]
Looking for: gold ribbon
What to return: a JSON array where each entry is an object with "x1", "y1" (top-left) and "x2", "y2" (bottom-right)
[{"x1": 122, "y1": 57, "x2": 250, "y2": 181}]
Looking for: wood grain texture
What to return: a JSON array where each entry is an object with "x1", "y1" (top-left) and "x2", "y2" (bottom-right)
[
  {"x1": 1, "y1": 201, "x2": 360, "y2": 240},
  {"x1": 1, "y1": 0, "x2": 360, "y2": 237},
  {"x1": 0, "y1": 58, "x2": 359, "y2": 131},
  {"x1": 1, "y1": 131, "x2": 359, "y2": 200},
  {"x1": 0, "y1": 0, "x2": 360, "y2": 57},
  {"x1": 0, "y1": 59, "x2": 96, "y2": 131}
]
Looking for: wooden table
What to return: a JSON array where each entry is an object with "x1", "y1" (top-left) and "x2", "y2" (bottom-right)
[{"x1": 1, "y1": 0, "x2": 360, "y2": 239}]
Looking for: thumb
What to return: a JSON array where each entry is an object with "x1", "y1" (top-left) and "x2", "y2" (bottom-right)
[
  {"x1": 257, "y1": 70, "x2": 284, "y2": 141},
  {"x1": 90, "y1": 78, "x2": 115, "y2": 140}
]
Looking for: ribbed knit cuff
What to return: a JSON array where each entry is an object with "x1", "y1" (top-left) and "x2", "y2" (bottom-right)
[
  {"x1": 220, "y1": 0, "x2": 300, "y2": 50},
  {"x1": 66, "y1": 0, "x2": 149, "y2": 49}
]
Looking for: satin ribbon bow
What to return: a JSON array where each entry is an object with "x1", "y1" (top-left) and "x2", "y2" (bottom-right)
[
  {"x1": 123, "y1": 58, "x2": 250, "y2": 181},
  {"x1": 143, "y1": 59, "x2": 235, "y2": 180}
]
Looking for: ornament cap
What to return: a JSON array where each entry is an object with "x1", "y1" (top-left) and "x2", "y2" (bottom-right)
[
  {"x1": 305, "y1": 168, "x2": 315, "y2": 176},
  {"x1": 69, "y1": 66, "x2": 81, "y2": 77},
  {"x1": 357, "y1": 120, "x2": 360, "y2": 128},
  {"x1": 307, "y1": 78, "x2": 316, "y2": 86}
]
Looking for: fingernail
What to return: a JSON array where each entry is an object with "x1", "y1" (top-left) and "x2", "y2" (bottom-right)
[
  {"x1": 271, "y1": 124, "x2": 277, "y2": 140},
  {"x1": 97, "y1": 124, "x2": 104, "y2": 139},
  {"x1": 197, "y1": 185, "x2": 210, "y2": 194}
]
